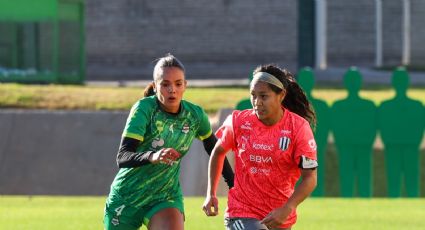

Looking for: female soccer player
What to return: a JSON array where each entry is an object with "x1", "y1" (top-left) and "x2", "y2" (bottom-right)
[
  {"x1": 203, "y1": 64, "x2": 318, "y2": 230},
  {"x1": 104, "y1": 54, "x2": 234, "y2": 230}
]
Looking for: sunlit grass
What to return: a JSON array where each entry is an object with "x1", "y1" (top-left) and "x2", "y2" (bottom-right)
[
  {"x1": 1, "y1": 196, "x2": 424, "y2": 230},
  {"x1": 0, "y1": 83, "x2": 424, "y2": 113}
]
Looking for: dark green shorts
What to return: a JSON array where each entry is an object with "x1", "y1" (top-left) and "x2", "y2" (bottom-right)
[{"x1": 103, "y1": 198, "x2": 184, "y2": 230}]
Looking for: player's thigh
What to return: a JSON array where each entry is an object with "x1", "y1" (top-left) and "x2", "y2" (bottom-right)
[
  {"x1": 144, "y1": 199, "x2": 184, "y2": 227},
  {"x1": 147, "y1": 207, "x2": 184, "y2": 230}
]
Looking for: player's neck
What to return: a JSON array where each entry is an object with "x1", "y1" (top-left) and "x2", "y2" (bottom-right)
[{"x1": 261, "y1": 108, "x2": 284, "y2": 126}]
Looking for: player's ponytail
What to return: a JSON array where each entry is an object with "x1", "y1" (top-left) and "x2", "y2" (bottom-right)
[
  {"x1": 253, "y1": 64, "x2": 316, "y2": 127},
  {"x1": 284, "y1": 76, "x2": 316, "y2": 127},
  {"x1": 143, "y1": 82, "x2": 155, "y2": 97}
]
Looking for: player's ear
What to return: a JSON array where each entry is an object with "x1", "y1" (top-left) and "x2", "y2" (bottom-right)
[
  {"x1": 279, "y1": 89, "x2": 286, "y2": 103},
  {"x1": 152, "y1": 82, "x2": 157, "y2": 93},
  {"x1": 183, "y1": 80, "x2": 188, "y2": 92}
]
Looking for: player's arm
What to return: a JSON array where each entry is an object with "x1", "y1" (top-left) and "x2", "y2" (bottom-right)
[
  {"x1": 261, "y1": 168, "x2": 317, "y2": 228},
  {"x1": 117, "y1": 100, "x2": 155, "y2": 168},
  {"x1": 117, "y1": 137, "x2": 180, "y2": 168},
  {"x1": 202, "y1": 143, "x2": 229, "y2": 216},
  {"x1": 202, "y1": 110, "x2": 235, "y2": 216},
  {"x1": 202, "y1": 134, "x2": 234, "y2": 188},
  {"x1": 116, "y1": 137, "x2": 153, "y2": 168},
  {"x1": 284, "y1": 168, "x2": 317, "y2": 211}
]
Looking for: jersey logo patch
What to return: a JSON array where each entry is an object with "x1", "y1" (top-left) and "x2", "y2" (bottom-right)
[
  {"x1": 281, "y1": 130, "x2": 291, "y2": 135},
  {"x1": 300, "y1": 155, "x2": 318, "y2": 169},
  {"x1": 182, "y1": 123, "x2": 190, "y2": 134},
  {"x1": 111, "y1": 217, "x2": 119, "y2": 226},
  {"x1": 279, "y1": 136, "x2": 290, "y2": 151},
  {"x1": 241, "y1": 121, "x2": 252, "y2": 130},
  {"x1": 152, "y1": 138, "x2": 164, "y2": 148},
  {"x1": 155, "y1": 121, "x2": 164, "y2": 132},
  {"x1": 308, "y1": 139, "x2": 317, "y2": 151}
]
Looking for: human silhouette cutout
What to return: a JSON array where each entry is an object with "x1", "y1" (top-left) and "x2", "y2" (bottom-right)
[
  {"x1": 378, "y1": 67, "x2": 425, "y2": 197},
  {"x1": 235, "y1": 98, "x2": 252, "y2": 110},
  {"x1": 298, "y1": 67, "x2": 330, "y2": 196},
  {"x1": 331, "y1": 67, "x2": 377, "y2": 197},
  {"x1": 235, "y1": 72, "x2": 254, "y2": 110}
]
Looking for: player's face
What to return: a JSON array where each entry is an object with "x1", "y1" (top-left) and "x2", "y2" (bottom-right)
[
  {"x1": 154, "y1": 67, "x2": 187, "y2": 113},
  {"x1": 250, "y1": 81, "x2": 285, "y2": 125}
]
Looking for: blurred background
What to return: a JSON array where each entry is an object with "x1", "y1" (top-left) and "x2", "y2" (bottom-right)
[{"x1": 1, "y1": 0, "x2": 425, "y2": 84}]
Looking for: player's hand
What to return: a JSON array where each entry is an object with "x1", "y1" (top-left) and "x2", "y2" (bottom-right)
[
  {"x1": 202, "y1": 195, "x2": 219, "y2": 216},
  {"x1": 260, "y1": 205, "x2": 292, "y2": 229},
  {"x1": 149, "y1": 148, "x2": 180, "y2": 165}
]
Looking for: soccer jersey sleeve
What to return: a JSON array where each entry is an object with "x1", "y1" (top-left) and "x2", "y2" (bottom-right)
[
  {"x1": 197, "y1": 109, "x2": 213, "y2": 141},
  {"x1": 215, "y1": 114, "x2": 236, "y2": 151},
  {"x1": 293, "y1": 121, "x2": 318, "y2": 169},
  {"x1": 122, "y1": 101, "x2": 150, "y2": 141}
]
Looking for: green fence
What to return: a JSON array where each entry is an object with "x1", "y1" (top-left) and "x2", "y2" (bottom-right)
[{"x1": 0, "y1": 0, "x2": 85, "y2": 84}]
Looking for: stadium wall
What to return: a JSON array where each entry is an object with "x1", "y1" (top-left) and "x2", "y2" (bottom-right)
[
  {"x1": 327, "y1": 0, "x2": 376, "y2": 67},
  {"x1": 0, "y1": 110, "x2": 231, "y2": 196},
  {"x1": 84, "y1": 0, "x2": 425, "y2": 80},
  {"x1": 85, "y1": 0, "x2": 298, "y2": 80}
]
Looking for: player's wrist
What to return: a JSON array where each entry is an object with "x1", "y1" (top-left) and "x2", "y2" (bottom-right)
[
  {"x1": 282, "y1": 202, "x2": 296, "y2": 212},
  {"x1": 207, "y1": 191, "x2": 217, "y2": 198},
  {"x1": 148, "y1": 151, "x2": 157, "y2": 163}
]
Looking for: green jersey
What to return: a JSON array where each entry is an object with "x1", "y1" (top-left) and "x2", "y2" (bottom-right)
[{"x1": 108, "y1": 96, "x2": 212, "y2": 208}]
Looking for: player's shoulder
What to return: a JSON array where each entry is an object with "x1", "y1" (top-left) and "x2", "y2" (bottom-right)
[
  {"x1": 231, "y1": 109, "x2": 255, "y2": 122},
  {"x1": 232, "y1": 109, "x2": 253, "y2": 117},
  {"x1": 133, "y1": 96, "x2": 156, "y2": 108},
  {"x1": 181, "y1": 99, "x2": 207, "y2": 116},
  {"x1": 285, "y1": 109, "x2": 310, "y2": 128},
  {"x1": 129, "y1": 96, "x2": 157, "y2": 118}
]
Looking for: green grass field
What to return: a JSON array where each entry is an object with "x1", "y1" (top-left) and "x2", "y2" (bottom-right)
[{"x1": 1, "y1": 196, "x2": 424, "y2": 230}]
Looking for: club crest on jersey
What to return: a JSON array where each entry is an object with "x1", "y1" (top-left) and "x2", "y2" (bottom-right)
[
  {"x1": 182, "y1": 123, "x2": 190, "y2": 134},
  {"x1": 111, "y1": 217, "x2": 119, "y2": 226},
  {"x1": 155, "y1": 121, "x2": 164, "y2": 132},
  {"x1": 279, "y1": 136, "x2": 290, "y2": 151}
]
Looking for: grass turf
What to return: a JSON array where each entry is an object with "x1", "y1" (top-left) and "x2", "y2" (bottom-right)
[{"x1": 0, "y1": 196, "x2": 424, "y2": 230}]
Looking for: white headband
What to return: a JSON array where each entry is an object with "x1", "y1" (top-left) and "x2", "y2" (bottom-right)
[{"x1": 252, "y1": 72, "x2": 284, "y2": 89}]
